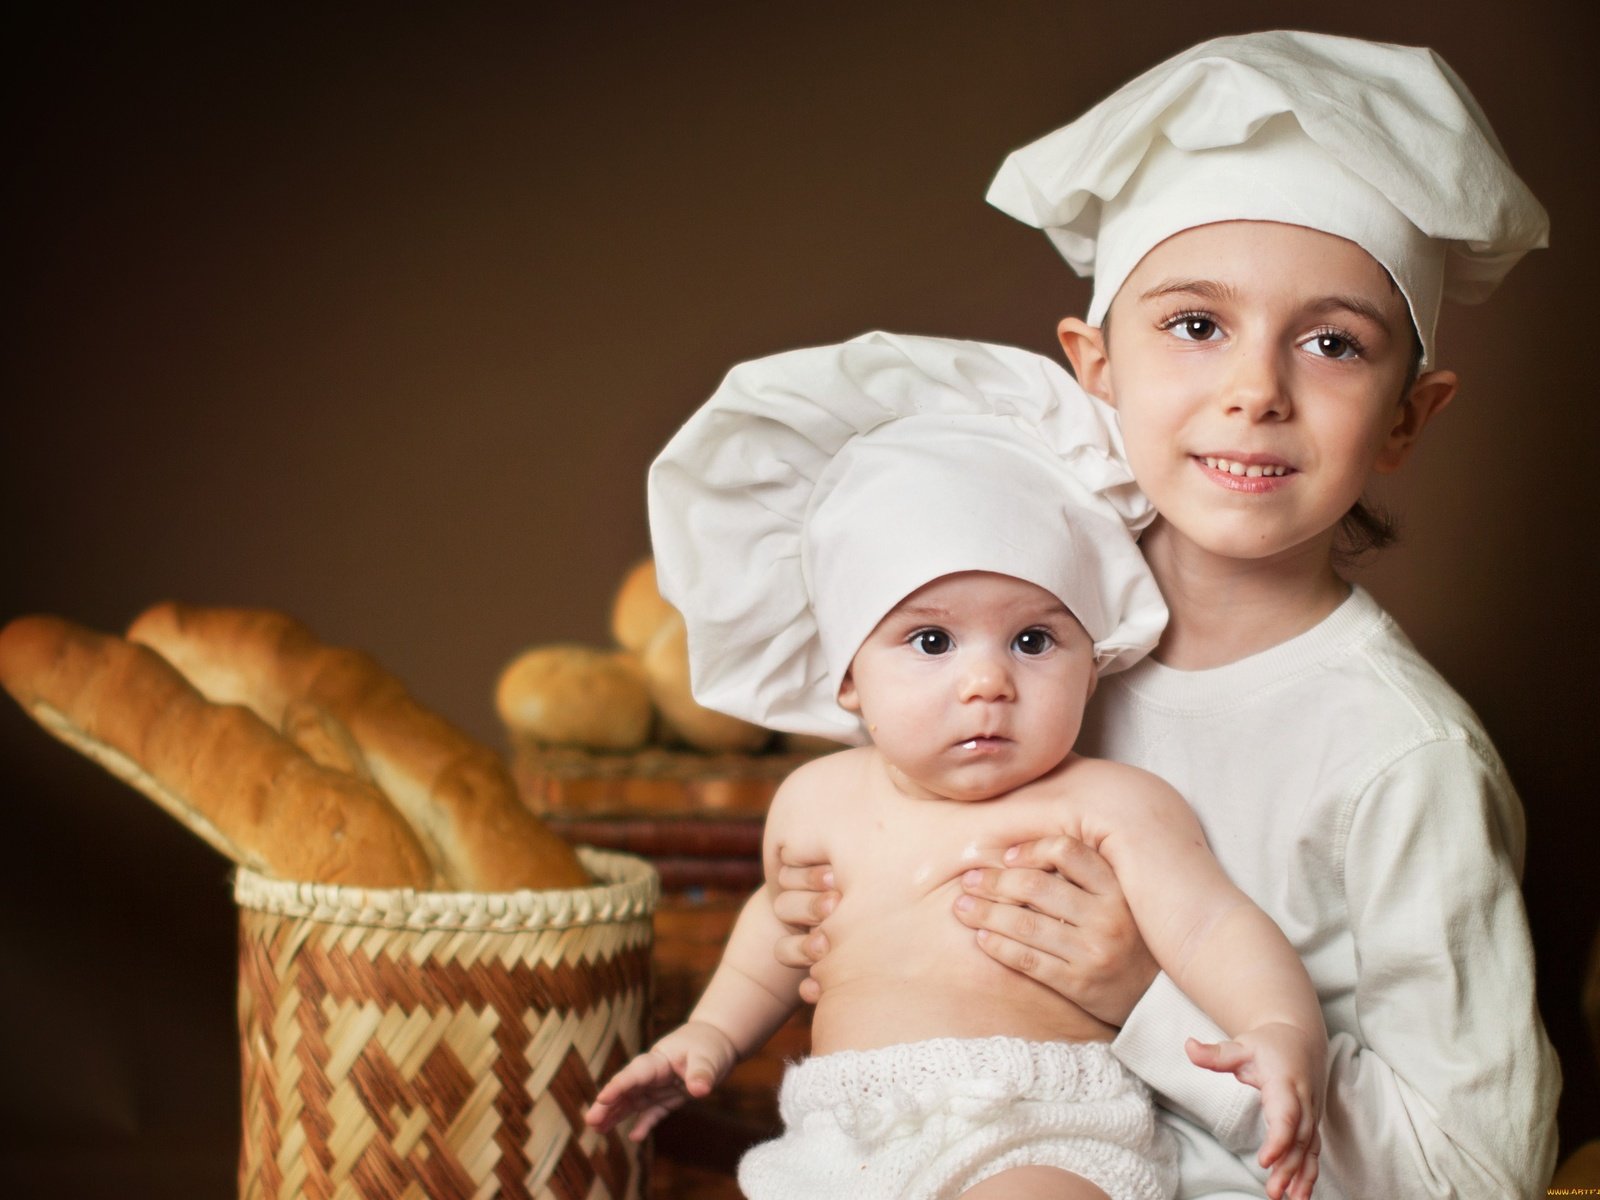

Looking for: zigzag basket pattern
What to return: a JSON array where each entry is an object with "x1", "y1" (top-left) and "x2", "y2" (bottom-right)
[{"x1": 235, "y1": 847, "x2": 658, "y2": 1199}]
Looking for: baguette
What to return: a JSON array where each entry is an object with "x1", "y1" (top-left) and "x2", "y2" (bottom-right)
[
  {"x1": 0, "y1": 615, "x2": 434, "y2": 888},
  {"x1": 128, "y1": 601, "x2": 590, "y2": 891}
]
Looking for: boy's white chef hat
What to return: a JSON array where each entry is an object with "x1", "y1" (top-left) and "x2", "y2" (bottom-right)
[
  {"x1": 986, "y1": 30, "x2": 1548, "y2": 366},
  {"x1": 648, "y1": 332, "x2": 1167, "y2": 744}
]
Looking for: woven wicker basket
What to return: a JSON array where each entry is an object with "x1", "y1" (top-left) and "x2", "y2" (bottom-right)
[
  {"x1": 235, "y1": 846, "x2": 658, "y2": 1200},
  {"x1": 511, "y1": 746, "x2": 823, "y2": 1198},
  {"x1": 511, "y1": 743, "x2": 815, "y2": 816}
]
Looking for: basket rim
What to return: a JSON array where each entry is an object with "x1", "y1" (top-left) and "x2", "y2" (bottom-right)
[{"x1": 233, "y1": 845, "x2": 659, "y2": 932}]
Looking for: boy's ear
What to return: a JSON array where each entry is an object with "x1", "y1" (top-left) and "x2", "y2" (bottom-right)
[
  {"x1": 1375, "y1": 369, "x2": 1459, "y2": 474},
  {"x1": 837, "y1": 672, "x2": 861, "y2": 713},
  {"x1": 1057, "y1": 318, "x2": 1113, "y2": 404}
]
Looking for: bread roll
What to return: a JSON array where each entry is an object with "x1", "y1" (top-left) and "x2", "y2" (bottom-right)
[
  {"x1": 0, "y1": 615, "x2": 433, "y2": 888},
  {"x1": 610, "y1": 557, "x2": 677, "y2": 654},
  {"x1": 495, "y1": 644, "x2": 653, "y2": 751},
  {"x1": 128, "y1": 601, "x2": 590, "y2": 891},
  {"x1": 639, "y1": 611, "x2": 771, "y2": 753}
]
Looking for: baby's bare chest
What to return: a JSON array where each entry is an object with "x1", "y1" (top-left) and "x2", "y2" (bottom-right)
[{"x1": 826, "y1": 788, "x2": 1087, "y2": 906}]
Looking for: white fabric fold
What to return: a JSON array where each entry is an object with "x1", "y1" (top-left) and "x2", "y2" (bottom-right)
[
  {"x1": 648, "y1": 331, "x2": 1165, "y2": 742},
  {"x1": 986, "y1": 30, "x2": 1548, "y2": 365}
]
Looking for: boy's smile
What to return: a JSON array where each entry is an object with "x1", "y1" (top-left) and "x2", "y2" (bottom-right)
[
  {"x1": 837, "y1": 571, "x2": 1095, "y2": 803},
  {"x1": 1195, "y1": 455, "x2": 1294, "y2": 489}
]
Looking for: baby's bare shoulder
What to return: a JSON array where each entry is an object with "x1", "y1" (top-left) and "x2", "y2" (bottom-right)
[
  {"x1": 1066, "y1": 753, "x2": 1179, "y2": 795},
  {"x1": 1076, "y1": 757, "x2": 1206, "y2": 850},
  {"x1": 766, "y1": 747, "x2": 872, "y2": 827},
  {"x1": 777, "y1": 744, "x2": 868, "y2": 792},
  {"x1": 1024, "y1": 754, "x2": 1198, "y2": 832}
]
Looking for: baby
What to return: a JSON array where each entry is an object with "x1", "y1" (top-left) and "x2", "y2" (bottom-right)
[{"x1": 587, "y1": 333, "x2": 1327, "y2": 1200}]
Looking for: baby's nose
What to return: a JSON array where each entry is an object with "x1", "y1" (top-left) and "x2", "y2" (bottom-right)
[{"x1": 960, "y1": 655, "x2": 1016, "y2": 702}]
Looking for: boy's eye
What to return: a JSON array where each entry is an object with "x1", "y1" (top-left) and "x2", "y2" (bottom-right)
[
  {"x1": 1013, "y1": 628, "x2": 1054, "y2": 656},
  {"x1": 909, "y1": 629, "x2": 951, "y2": 656},
  {"x1": 1302, "y1": 330, "x2": 1361, "y2": 360},
  {"x1": 1164, "y1": 313, "x2": 1221, "y2": 343}
]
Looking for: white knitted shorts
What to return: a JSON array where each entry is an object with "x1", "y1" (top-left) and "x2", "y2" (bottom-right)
[{"x1": 736, "y1": 1036, "x2": 1178, "y2": 1200}]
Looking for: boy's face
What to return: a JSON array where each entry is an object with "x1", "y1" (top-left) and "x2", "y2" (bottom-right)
[
  {"x1": 838, "y1": 571, "x2": 1095, "y2": 803},
  {"x1": 1063, "y1": 220, "x2": 1456, "y2": 568}
]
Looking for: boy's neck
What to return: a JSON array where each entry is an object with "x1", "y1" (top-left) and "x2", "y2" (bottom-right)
[{"x1": 1139, "y1": 520, "x2": 1351, "y2": 670}]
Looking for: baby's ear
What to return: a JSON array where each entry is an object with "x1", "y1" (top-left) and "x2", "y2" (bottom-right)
[
  {"x1": 837, "y1": 672, "x2": 861, "y2": 713},
  {"x1": 1375, "y1": 369, "x2": 1459, "y2": 474}
]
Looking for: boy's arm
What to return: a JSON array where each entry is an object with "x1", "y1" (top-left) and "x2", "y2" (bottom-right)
[
  {"x1": 1320, "y1": 740, "x2": 1557, "y2": 1198},
  {"x1": 1110, "y1": 741, "x2": 1560, "y2": 1200}
]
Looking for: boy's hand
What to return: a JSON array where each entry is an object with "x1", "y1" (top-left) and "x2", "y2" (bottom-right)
[
  {"x1": 1186, "y1": 1022, "x2": 1326, "y2": 1200},
  {"x1": 584, "y1": 1022, "x2": 740, "y2": 1142},
  {"x1": 771, "y1": 858, "x2": 838, "y2": 1005},
  {"x1": 953, "y1": 836, "x2": 1158, "y2": 1026}
]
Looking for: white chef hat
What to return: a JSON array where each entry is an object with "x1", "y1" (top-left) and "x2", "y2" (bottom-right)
[
  {"x1": 647, "y1": 332, "x2": 1167, "y2": 744},
  {"x1": 986, "y1": 30, "x2": 1548, "y2": 366}
]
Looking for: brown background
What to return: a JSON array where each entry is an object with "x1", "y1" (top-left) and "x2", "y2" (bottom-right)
[{"x1": 2, "y1": 3, "x2": 1595, "y2": 1194}]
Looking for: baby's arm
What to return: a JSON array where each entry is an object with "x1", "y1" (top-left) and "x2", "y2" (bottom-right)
[
  {"x1": 587, "y1": 771, "x2": 819, "y2": 1141},
  {"x1": 586, "y1": 884, "x2": 806, "y2": 1139},
  {"x1": 1091, "y1": 766, "x2": 1328, "y2": 1200}
]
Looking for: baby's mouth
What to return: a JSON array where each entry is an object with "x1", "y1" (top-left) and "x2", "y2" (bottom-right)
[{"x1": 957, "y1": 735, "x2": 1009, "y2": 752}]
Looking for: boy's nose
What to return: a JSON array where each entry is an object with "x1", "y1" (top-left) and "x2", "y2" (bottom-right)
[{"x1": 1222, "y1": 345, "x2": 1292, "y2": 422}]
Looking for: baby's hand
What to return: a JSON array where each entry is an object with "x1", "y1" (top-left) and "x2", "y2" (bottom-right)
[
  {"x1": 584, "y1": 1022, "x2": 740, "y2": 1141},
  {"x1": 1187, "y1": 1022, "x2": 1326, "y2": 1200}
]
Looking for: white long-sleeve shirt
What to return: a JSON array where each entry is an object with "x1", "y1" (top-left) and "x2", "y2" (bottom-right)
[{"x1": 1085, "y1": 586, "x2": 1560, "y2": 1199}]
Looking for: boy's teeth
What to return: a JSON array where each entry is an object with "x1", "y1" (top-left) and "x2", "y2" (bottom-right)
[{"x1": 1203, "y1": 456, "x2": 1288, "y2": 477}]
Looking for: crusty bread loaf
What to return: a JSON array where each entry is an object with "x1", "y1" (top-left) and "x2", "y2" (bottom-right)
[
  {"x1": 495, "y1": 644, "x2": 654, "y2": 751},
  {"x1": 128, "y1": 601, "x2": 590, "y2": 891},
  {"x1": 0, "y1": 614, "x2": 434, "y2": 888},
  {"x1": 639, "y1": 610, "x2": 771, "y2": 753}
]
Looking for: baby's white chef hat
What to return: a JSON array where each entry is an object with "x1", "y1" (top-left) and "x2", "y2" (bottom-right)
[
  {"x1": 986, "y1": 30, "x2": 1548, "y2": 366},
  {"x1": 647, "y1": 332, "x2": 1167, "y2": 744}
]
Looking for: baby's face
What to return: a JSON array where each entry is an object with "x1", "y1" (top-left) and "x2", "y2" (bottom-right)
[{"x1": 838, "y1": 571, "x2": 1094, "y2": 802}]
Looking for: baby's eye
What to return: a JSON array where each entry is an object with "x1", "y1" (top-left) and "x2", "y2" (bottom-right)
[
  {"x1": 909, "y1": 629, "x2": 952, "y2": 656},
  {"x1": 1012, "y1": 628, "x2": 1054, "y2": 656},
  {"x1": 1301, "y1": 329, "x2": 1362, "y2": 360},
  {"x1": 1164, "y1": 313, "x2": 1221, "y2": 342}
]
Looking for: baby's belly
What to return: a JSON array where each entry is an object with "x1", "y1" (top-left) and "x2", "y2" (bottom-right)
[{"x1": 808, "y1": 877, "x2": 1116, "y2": 1055}]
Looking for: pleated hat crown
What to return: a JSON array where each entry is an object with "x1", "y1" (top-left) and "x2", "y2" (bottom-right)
[{"x1": 987, "y1": 30, "x2": 1548, "y2": 365}]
